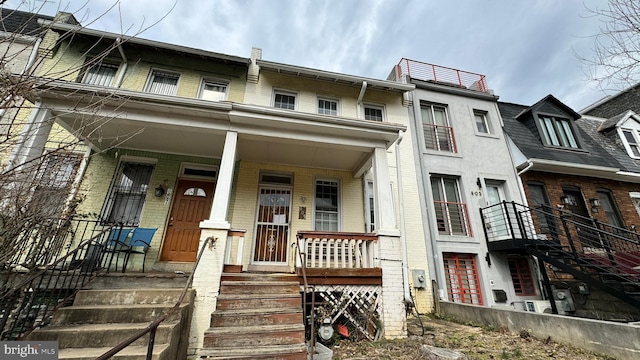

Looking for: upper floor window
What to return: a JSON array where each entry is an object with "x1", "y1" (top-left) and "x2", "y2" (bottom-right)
[
  {"x1": 621, "y1": 129, "x2": 640, "y2": 158},
  {"x1": 145, "y1": 70, "x2": 180, "y2": 96},
  {"x1": 274, "y1": 91, "x2": 296, "y2": 110},
  {"x1": 537, "y1": 115, "x2": 579, "y2": 149},
  {"x1": 473, "y1": 110, "x2": 491, "y2": 134},
  {"x1": 421, "y1": 103, "x2": 456, "y2": 152},
  {"x1": 318, "y1": 98, "x2": 338, "y2": 115},
  {"x1": 80, "y1": 61, "x2": 119, "y2": 87},
  {"x1": 364, "y1": 105, "x2": 384, "y2": 121},
  {"x1": 199, "y1": 80, "x2": 228, "y2": 101},
  {"x1": 430, "y1": 175, "x2": 470, "y2": 236}
]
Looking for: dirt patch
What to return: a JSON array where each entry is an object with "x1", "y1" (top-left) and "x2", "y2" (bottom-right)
[{"x1": 331, "y1": 315, "x2": 616, "y2": 360}]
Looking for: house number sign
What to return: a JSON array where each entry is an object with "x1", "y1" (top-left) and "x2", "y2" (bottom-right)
[{"x1": 471, "y1": 190, "x2": 482, "y2": 196}]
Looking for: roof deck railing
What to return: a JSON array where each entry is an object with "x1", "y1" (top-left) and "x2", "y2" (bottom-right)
[{"x1": 396, "y1": 58, "x2": 488, "y2": 93}]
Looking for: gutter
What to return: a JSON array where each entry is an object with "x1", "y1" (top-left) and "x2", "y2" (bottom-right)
[{"x1": 394, "y1": 130, "x2": 413, "y2": 305}]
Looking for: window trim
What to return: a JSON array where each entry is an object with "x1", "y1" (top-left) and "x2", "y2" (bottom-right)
[
  {"x1": 430, "y1": 174, "x2": 471, "y2": 236},
  {"x1": 179, "y1": 162, "x2": 218, "y2": 181},
  {"x1": 508, "y1": 256, "x2": 536, "y2": 296},
  {"x1": 596, "y1": 188, "x2": 624, "y2": 228},
  {"x1": 317, "y1": 96, "x2": 339, "y2": 116},
  {"x1": 273, "y1": 89, "x2": 297, "y2": 110},
  {"x1": 79, "y1": 59, "x2": 120, "y2": 87},
  {"x1": 364, "y1": 103, "x2": 385, "y2": 121},
  {"x1": 534, "y1": 113, "x2": 580, "y2": 149},
  {"x1": 198, "y1": 78, "x2": 229, "y2": 101},
  {"x1": 144, "y1": 69, "x2": 181, "y2": 96},
  {"x1": 619, "y1": 127, "x2": 640, "y2": 159},
  {"x1": 313, "y1": 178, "x2": 341, "y2": 232},
  {"x1": 472, "y1": 109, "x2": 492, "y2": 135},
  {"x1": 364, "y1": 179, "x2": 375, "y2": 232},
  {"x1": 443, "y1": 253, "x2": 483, "y2": 305},
  {"x1": 420, "y1": 102, "x2": 457, "y2": 153}
]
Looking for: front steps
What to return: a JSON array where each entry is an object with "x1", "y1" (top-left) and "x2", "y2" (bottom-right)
[
  {"x1": 26, "y1": 288, "x2": 194, "y2": 360},
  {"x1": 200, "y1": 273, "x2": 307, "y2": 360}
]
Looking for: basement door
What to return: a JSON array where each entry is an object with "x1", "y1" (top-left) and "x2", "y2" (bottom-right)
[
  {"x1": 252, "y1": 187, "x2": 291, "y2": 265},
  {"x1": 160, "y1": 179, "x2": 215, "y2": 262}
]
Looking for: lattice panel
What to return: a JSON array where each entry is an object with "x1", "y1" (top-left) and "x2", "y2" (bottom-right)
[{"x1": 315, "y1": 285, "x2": 382, "y2": 340}]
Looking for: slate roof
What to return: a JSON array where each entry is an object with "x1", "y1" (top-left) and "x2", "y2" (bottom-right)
[
  {"x1": 0, "y1": 8, "x2": 53, "y2": 37},
  {"x1": 577, "y1": 116, "x2": 640, "y2": 174},
  {"x1": 597, "y1": 111, "x2": 629, "y2": 132},
  {"x1": 498, "y1": 101, "x2": 624, "y2": 170}
]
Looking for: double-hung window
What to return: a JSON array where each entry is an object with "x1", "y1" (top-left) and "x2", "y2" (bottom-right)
[
  {"x1": 33, "y1": 153, "x2": 82, "y2": 216},
  {"x1": 473, "y1": 110, "x2": 491, "y2": 134},
  {"x1": 146, "y1": 70, "x2": 180, "y2": 96},
  {"x1": 318, "y1": 98, "x2": 338, "y2": 115},
  {"x1": 274, "y1": 91, "x2": 296, "y2": 110},
  {"x1": 597, "y1": 189, "x2": 624, "y2": 228},
  {"x1": 102, "y1": 161, "x2": 154, "y2": 226},
  {"x1": 537, "y1": 115, "x2": 579, "y2": 149},
  {"x1": 81, "y1": 61, "x2": 119, "y2": 87},
  {"x1": 199, "y1": 80, "x2": 228, "y2": 101},
  {"x1": 431, "y1": 175, "x2": 470, "y2": 235},
  {"x1": 314, "y1": 179, "x2": 339, "y2": 231},
  {"x1": 364, "y1": 105, "x2": 384, "y2": 121},
  {"x1": 621, "y1": 129, "x2": 640, "y2": 158},
  {"x1": 421, "y1": 103, "x2": 456, "y2": 152}
]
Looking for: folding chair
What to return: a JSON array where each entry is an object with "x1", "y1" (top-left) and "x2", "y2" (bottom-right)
[{"x1": 118, "y1": 227, "x2": 158, "y2": 273}]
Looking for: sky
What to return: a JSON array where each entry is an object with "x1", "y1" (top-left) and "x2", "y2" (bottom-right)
[{"x1": 5, "y1": 0, "x2": 619, "y2": 111}]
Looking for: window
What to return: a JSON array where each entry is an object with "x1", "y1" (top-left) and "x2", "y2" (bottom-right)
[
  {"x1": 274, "y1": 91, "x2": 296, "y2": 110},
  {"x1": 473, "y1": 110, "x2": 491, "y2": 134},
  {"x1": 33, "y1": 153, "x2": 82, "y2": 216},
  {"x1": 421, "y1": 103, "x2": 456, "y2": 152},
  {"x1": 431, "y1": 175, "x2": 470, "y2": 236},
  {"x1": 597, "y1": 189, "x2": 624, "y2": 228},
  {"x1": 364, "y1": 180, "x2": 375, "y2": 232},
  {"x1": 145, "y1": 70, "x2": 180, "y2": 95},
  {"x1": 199, "y1": 80, "x2": 228, "y2": 101},
  {"x1": 527, "y1": 182, "x2": 557, "y2": 237},
  {"x1": 621, "y1": 129, "x2": 640, "y2": 158},
  {"x1": 443, "y1": 253, "x2": 483, "y2": 305},
  {"x1": 537, "y1": 115, "x2": 579, "y2": 149},
  {"x1": 102, "y1": 161, "x2": 154, "y2": 226},
  {"x1": 631, "y1": 192, "x2": 640, "y2": 219},
  {"x1": 315, "y1": 180, "x2": 339, "y2": 231},
  {"x1": 80, "y1": 61, "x2": 118, "y2": 86},
  {"x1": 508, "y1": 256, "x2": 536, "y2": 296},
  {"x1": 364, "y1": 105, "x2": 384, "y2": 121},
  {"x1": 318, "y1": 98, "x2": 338, "y2": 115}
]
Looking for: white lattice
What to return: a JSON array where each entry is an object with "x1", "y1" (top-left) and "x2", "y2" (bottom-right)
[{"x1": 315, "y1": 285, "x2": 382, "y2": 340}]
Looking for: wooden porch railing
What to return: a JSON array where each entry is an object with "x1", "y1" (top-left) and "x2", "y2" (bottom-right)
[
  {"x1": 296, "y1": 231, "x2": 378, "y2": 269},
  {"x1": 223, "y1": 229, "x2": 246, "y2": 270}
]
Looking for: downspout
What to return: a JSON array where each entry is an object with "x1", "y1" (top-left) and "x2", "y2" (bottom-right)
[
  {"x1": 114, "y1": 37, "x2": 128, "y2": 88},
  {"x1": 23, "y1": 37, "x2": 42, "y2": 75},
  {"x1": 356, "y1": 81, "x2": 367, "y2": 118},
  {"x1": 394, "y1": 130, "x2": 413, "y2": 304}
]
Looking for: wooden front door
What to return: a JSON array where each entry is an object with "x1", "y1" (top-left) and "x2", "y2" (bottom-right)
[
  {"x1": 252, "y1": 187, "x2": 291, "y2": 264},
  {"x1": 160, "y1": 179, "x2": 215, "y2": 262}
]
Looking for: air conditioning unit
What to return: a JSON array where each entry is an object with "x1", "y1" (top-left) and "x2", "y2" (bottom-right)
[{"x1": 524, "y1": 300, "x2": 571, "y2": 314}]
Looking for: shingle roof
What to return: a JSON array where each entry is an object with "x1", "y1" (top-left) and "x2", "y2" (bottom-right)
[
  {"x1": 499, "y1": 101, "x2": 623, "y2": 169},
  {"x1": 577, "y1": 116, "x2": 640, "y2": 174},
  {"x1": 0, "y1": 8, "x2": 53, "y2": 37},
  {"x1": 597, "y1": 111, "x2": 629, "y2": 132}
]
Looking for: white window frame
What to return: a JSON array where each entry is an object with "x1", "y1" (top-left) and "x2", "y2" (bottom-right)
[
  {"x1": 198, "y1": 78, "x2": 229, "y2": 101},
  {"x1": 619, "y1": 128, "x2": 640, "y2": 159},
  {"x1": 81, "y1": 60, "x2": 119, "y2": 87},
  {"x1": 313, "y1": 178, "x2": 341, "y2": 231},
  {"x1": 630, "y1": 192, "x2": 640, "y2": 220},
  {"x1": 473, "y1": 109, "x2": 492, "y2": 134},
  {"x1": 317, "y1": 97, "x2": 339, "y2": 116},
  {"x1": 273, "y1": 90, "x2": 297, "y2": 110},
  {"x1": 364, "y1": 179, "x2": 375, "y2": 232},
  {"x1": 364, "y1": 104, "x2": 385, "y2": 121},
  {"x1": 145, "y1": 69, "x2": 181, "y2": 96}
]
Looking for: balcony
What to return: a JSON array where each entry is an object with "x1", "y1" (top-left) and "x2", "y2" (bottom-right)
[
  {"x1": 396, "y1": 58, "x2": 488, "y2": 93},
  {"x1": 423, "y1": 123, "x2": 457, "y2": 152}
]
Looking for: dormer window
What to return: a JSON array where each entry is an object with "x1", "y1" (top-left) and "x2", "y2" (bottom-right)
[
  {"x1": 537, "y1": 115, "x2": 579, "y2": 149},
  {"x1": 621, "y1": 129, "x2": 640, "y2": 158}
]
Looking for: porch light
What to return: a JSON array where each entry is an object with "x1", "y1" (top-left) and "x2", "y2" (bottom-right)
[{"x1": 154, "y1": 184, "x2": 165, "y2": 197}]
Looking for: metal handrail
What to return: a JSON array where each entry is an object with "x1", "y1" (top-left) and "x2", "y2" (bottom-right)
[
  {"x1": 95, "y1": 236, "x2": 215, "y2": 360},
  {"x1": 295, "y1": 233, "x2": 315, "y2": 359}
]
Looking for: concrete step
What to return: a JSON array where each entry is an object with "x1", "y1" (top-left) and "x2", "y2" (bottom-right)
[
  {"x1": 51, "y1": 303, "x2": 188, "y2": 325},
  {"x1": 211, "y1": 307, "x2": 303, "y2": 327},
  {"x1": 58, "y1": 344, "x2": 169, "y2": 360},
  {"x1": 73, "y1": 288, "x2": 186, "y2": 306},
  {"x1": 27, "y1": 322, "x2": 179, "y2": 348},
  {"x1": 203, "y1": 324, "x2": 305, "y2": 348},
  {"x1": 216, "y1": 293, "x2": 301, "y2": 310},
  {"x1": 199, "y1": 344, "x2": 307, "y2": 360},
  {"x1": 219, "y1": 281, "x2": 300, "y2": 295}
]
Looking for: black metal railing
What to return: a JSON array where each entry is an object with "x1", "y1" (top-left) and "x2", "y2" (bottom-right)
[
  {"x1": 0, "y1": 219, "x2": 122, "y2": 340},
  {"x1": 480, "y1": 201, "x2": 640, "y2": 306}
]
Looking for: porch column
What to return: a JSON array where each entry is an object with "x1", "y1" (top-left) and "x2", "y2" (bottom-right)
[
  {"x1": 201, "y1": 130, "x2": 237, "y2": 229},
  {"x1": 372, "y1": 147, "x2": 399, "y2": 236},
  {"x1": 7, "y1": 104, "x2": 53, "y2": 169}
]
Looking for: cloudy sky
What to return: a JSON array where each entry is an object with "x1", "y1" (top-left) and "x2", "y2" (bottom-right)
[{"x1": 6, "y1": 0, "x2": 617, "y2": 111}]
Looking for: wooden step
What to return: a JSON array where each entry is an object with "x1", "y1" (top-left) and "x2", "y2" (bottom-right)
[
  {"x1": 216, "y1": 293, "x2": 301, "y2": 310},
  {"x1": 219, "y1": 281, "x2": 300, "y2": 295},
  {"x1": 211, "y1": 307, "x2": 303, "y2": 327},
  {"x1": 199, "y1": 343, "x2": 307, "y2": 360},
  {"x1": 203, "y1": 324, "x2": 305, "y2": 348}
]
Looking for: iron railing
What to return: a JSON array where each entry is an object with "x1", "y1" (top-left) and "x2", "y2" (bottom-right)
[
  {"x1": 0, "y1": 219, "x2": 122, "y2": 340},
  {"x1": 423, "y1": 123, "x2": 457, "y2": 153},
  {"x1": 396, "y1": 58, "x2": 488, "y2": 93}
]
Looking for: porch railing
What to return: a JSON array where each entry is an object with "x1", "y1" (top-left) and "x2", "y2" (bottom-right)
[
  {"x1": 223, "y1": 229, "x2": 246, "y2": 268},
  {"x1": 434, "y1": 201, "x2": 472, "y2": 236},
  {"x1": 0, "y1": 219, "x2": 120, "y2": 340},
  {"x1": 296, "y1": 231, "x2": 378, "y2": 269}
]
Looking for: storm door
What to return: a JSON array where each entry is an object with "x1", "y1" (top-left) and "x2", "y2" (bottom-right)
[{"x1": 252, "y1": 187, "x2": 292, "y2": 264}]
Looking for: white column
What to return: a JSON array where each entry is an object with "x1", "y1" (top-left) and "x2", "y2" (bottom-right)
[
  {"x1": 201, "y1": 131, "x2": 237, "y2": 229},
  {"x1": 372, "y1": 147, "x2": 399, "y2": 236},
  {"x1": 8, "y1": 105, "x2": 52, "y2": 169}
]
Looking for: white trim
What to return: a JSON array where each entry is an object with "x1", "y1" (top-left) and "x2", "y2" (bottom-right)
[
  {"x1": 618, "y1": 127, "x2": 640, "y2": 159},
  {"x1": 272, "y1": 89, "x2": 298, "y2": 110},
  {"x1": 198, "y1": 77, "x2": 229, "y2": 101},
  {"x1": 144, "y1": 68, "x2": 181, "y2": 96},
  {"x1": 472, "y1": 108, "x2": 494, "y2": 136},
  {"x1": 179, "y1": 162, "x2": 218, "y2": 181},
  {"x1": 312, "y1": 177, "x2": 341, "y2": 232},
  {"x1": 317, "y1": 96, "x2": 340, "y2": 116},
  {"x1": 363, "y1": 103, "x2": 385, "y2": 121}
]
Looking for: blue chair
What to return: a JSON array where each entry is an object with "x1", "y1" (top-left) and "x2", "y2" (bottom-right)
[
  {"x1": 118, "y1": 227, "x2": 157, "y2": 273},
  {"x1": 101, "y1": 227, "x2": 133, "y2": 272}
]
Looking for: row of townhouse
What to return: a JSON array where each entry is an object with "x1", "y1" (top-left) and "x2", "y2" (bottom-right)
[{"x1": 1, "y1": 7, "x2": 639, "y2": 357}]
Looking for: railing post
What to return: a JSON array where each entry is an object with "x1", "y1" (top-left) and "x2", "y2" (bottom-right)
[
  {"x1": 236, "y1": 232, "x2": 244, "y2": 265},
  {"x1": 224, "y1": 234, "x2": 232, "y2": 265},
  {"x1": 504, "y1": 201, "x2": 517, "y2": 239}
]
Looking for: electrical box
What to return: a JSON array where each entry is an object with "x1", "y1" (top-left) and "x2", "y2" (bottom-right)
[{"x1": 412, "y1": 269, "x2": 426, "y2": 289}]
